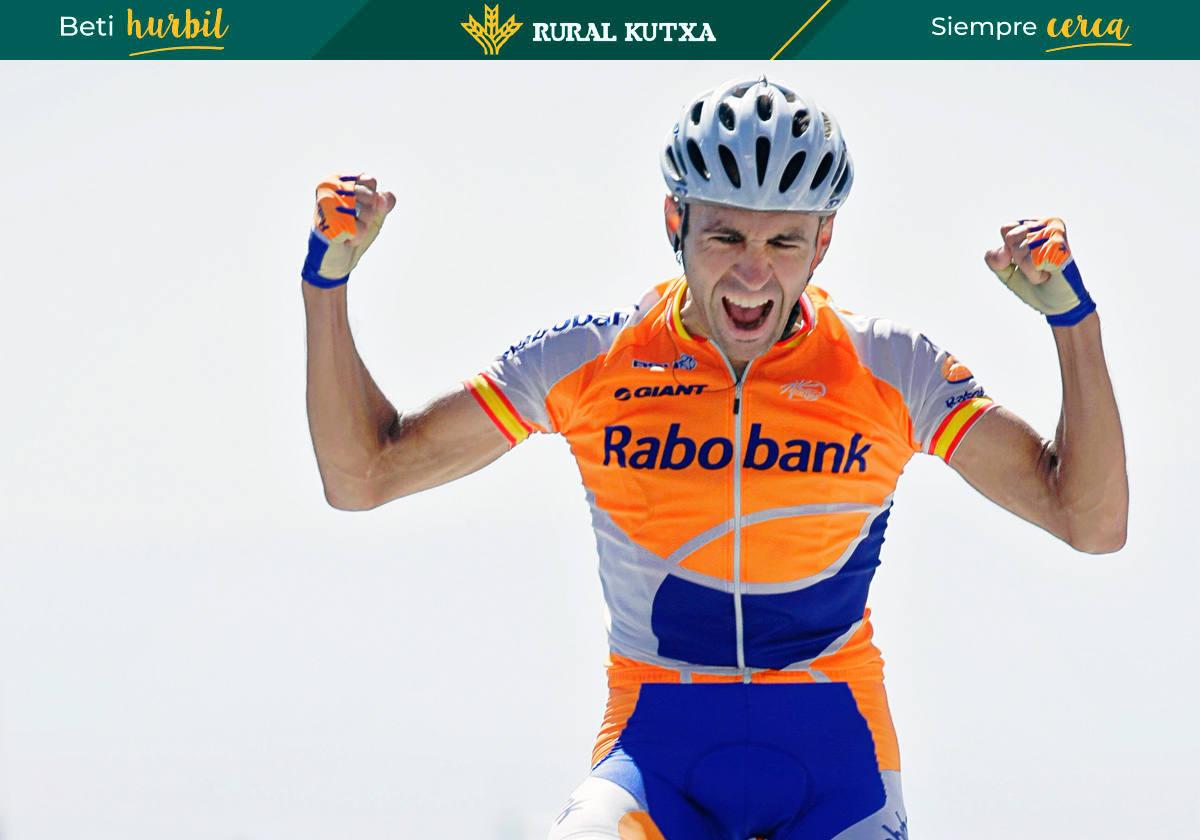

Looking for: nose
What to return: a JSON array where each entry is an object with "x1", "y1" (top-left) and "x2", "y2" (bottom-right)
[{"x1": 733, "y1": 249, "x2": 773, "y2": 291}]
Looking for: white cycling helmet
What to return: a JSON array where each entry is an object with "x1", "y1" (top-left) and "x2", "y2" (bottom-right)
[{"x1": 661, "y1": 76, "x2": 853, "y2": 214}]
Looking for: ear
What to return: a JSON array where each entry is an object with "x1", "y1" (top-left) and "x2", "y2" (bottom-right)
[
  {"x1": 663, "y1": 195, "x2": 684, "y2": 252},
  {"x1": 808, "y1": 213, "x2": 836, "y2": 274}
]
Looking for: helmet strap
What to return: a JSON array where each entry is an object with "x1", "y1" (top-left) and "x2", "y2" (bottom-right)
[
  {"x1": 777, "y1": 300, "x2": 803, "y2": 341},
  {"x1": 808, "y1": 214, "x2": 835, "y2": 274},
  {"x1": 664, "y1": 196, "x2": 688, "y2": 259}
]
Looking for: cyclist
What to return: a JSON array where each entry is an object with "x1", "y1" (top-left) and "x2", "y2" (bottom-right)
[{"x1": 300, "y1": 77, "x2": 1128, "y2": 839}]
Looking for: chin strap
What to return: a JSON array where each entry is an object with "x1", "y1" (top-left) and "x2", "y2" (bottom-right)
[
  {"x1": 778, "y1": 300, "x2": 802, "y2": 341},
  {"x1": 666, "y1": 196, "x2": 688, "y2": 258}
]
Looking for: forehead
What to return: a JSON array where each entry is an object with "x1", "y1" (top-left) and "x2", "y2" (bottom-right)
[{"x1": 689, "y1": 201, "x2": 821, "y2": 238}]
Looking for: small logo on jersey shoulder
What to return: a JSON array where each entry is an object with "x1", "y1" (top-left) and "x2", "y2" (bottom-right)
[
  {"x1": 941, "y1": 354, "x2": 974, "y2": 384},
  {"x1": 781, "y1": 380, "x2": 826, "y2": 401},
  {"x1": 945, "y1": 388, "x2": 985, "y2": 409},
  {"x1": 631, "y1": 353, "x2": 697, "y2": 371},
  {"x1": 615, "y1": 384, "x2": 707, "y2": 401}
]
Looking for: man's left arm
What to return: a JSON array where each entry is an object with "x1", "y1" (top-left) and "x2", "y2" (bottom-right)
[{"x1": 947, "y1": 218, "x2": 1129, "y2": 553}]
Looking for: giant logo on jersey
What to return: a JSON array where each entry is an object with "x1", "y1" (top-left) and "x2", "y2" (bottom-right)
[
  {"x1": 603, "y1": 423, "x2": 871, "y2": 473},
  {"x1": 614, "y1": 384, "x2": 707, "y2": 401}
]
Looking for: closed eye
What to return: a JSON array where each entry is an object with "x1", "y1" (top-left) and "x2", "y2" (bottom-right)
[{"x1": 768, "y1": 237, "x2": 806, "y2": 250}]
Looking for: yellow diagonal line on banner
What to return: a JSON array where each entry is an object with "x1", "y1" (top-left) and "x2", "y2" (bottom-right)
[{"x1": 771, "y1": 0, "x2": 834, "y2": 60}]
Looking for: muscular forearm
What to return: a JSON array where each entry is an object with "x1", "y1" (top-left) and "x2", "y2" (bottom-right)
[
  {"x1": 1048, "y1": 312, "x2": 1128, "y2": 551},
  {"x1": 303, "y1": 281, "x2": 399, "y2": 507}
]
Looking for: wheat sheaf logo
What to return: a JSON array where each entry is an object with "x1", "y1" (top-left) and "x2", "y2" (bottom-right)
[{"x1": 461, "y1": 4, "x2": 522, "y2": 55}]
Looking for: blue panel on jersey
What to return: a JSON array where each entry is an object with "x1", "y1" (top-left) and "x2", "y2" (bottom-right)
[
  {"x1": 650, "y1": 576, "x2": 739, "y2": 665},
  {"x1": 595, "y1": 683, "x2": 886, "y2": 839},
  {"x1": 743, "y1": 506, "x2": 890, "y2": 669},
  {"x1": 650, "y1": 507, "x2": 890, "y2": 669}
]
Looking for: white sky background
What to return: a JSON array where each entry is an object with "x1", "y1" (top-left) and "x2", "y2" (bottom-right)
[{"x1": 0, "y1": 60, "x2": 1197, "y2": 839}]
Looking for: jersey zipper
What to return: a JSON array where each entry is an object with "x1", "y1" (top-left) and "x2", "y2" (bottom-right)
[{"x1": 713, "y1": 347, "x2": 752, "y2": 679}]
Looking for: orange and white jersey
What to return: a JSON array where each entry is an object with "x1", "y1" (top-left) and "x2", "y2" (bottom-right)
[{"x1": 466, "y1": 275, "x2": 992, "y2": 701}]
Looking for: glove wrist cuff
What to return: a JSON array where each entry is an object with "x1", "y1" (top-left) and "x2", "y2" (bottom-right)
[
  {"x1": 1046, "y1": 298, "x2": 1096, "y2": 327},
  {"x1": 302, "y1": 270, "x2": 350, "y2": 289},
  {"x1": 300, "y1": 229, "x2": 350, "y2": 289}
]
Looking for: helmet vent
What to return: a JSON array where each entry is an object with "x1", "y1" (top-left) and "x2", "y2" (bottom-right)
[
  {"x1": 718, "y1": 145, "x2": 741, "y2": 188},
  {"x1": 811, "y1": 152, "x2": 834, "y2": 190},
  {"x1": 756, "y1": 94, "x2": 774, "y2": 121},
  {"x1": 690, "y1": 101, "x2": 704, "y2": 125},
  {"x1": 664, "y1": 146, "x2": 683, "y2": 181},
  {"x1": 779, "y1": 151, "x2": 807, "y2": 193},
  {"x1": 730, "y1": 83, "x2": 752, "y2": 98},
  {"x1": 792, "y1": 110, "x2": 810, "y2": 137},
  {"x1": 831, "y1": 160, "x2": 851, "y2": 196},
  {"x1": 686, "y1": 139, "x2": 710, "y2": 180},
  {"x1": 718, "y1": 102, "x2": 736, "y2": 131},
  {"x1": 755, "y1": 137, "x2": 771, "y2": 186}
]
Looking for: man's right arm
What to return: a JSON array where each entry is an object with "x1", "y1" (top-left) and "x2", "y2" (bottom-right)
[
  {"x1": 303, "y1": 282, "x2": 510, "y2": 510},
  {"x1": 300, "y1": 174, "x2": 511, "y2": 510}
]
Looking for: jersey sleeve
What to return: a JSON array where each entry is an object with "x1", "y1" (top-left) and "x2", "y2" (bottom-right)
[
  {"x1": 463, "y1": 306, "x2": 640, "y2": 447},
  {"x1": 835, "y1": 311, "x2": 995, "y2": 462},
  {"x1": 904, "y1": 332, "x2": 995, "y2": 461}
]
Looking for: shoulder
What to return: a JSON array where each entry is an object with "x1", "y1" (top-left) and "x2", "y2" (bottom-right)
[
  {"x1": 809, "y1": 285, "x2": 936, "y2": 363},
  {"x1": 492, "y1": 278, "x2": 676, "y2": 384},
  {"x1": 811, "y1": 285, "x2": 983, "y2": 409},
  {"x1": 499, "y1": 278, "x2": 677, "y2": 360},
  {"x1": 499, "y1": 307, "x2": 636, "y2": 361},
  {"x1": 812, "y1": 286, "x2": 991, "y2": 448}
]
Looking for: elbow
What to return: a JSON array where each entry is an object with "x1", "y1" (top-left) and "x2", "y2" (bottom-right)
[
  {"x1": 1065, "y1": 515, "x2": 1128, "y2": 555},
  {"x1": 320, "y1": 460, "x2": 409, "y2": 512},
  {"x1": 1056, "y1": 478, "x2": 1129, "y2": 554},
  {"x1": 323, "y1": 489, "x2": 380, "y2": 512},
  {"x1": 318, "y1": 469, "x2": 388, "y2": 512},
  {"x1": 315, "y1": 424, "x2": 411, "y2": 511},
  {"x1": 315, "y1": 436, "x2": 400, "y2": 512},
  {"x1": 1068, "y1": 529, "x2": 1127, "y2": 554},
  {"x1": 321, "y1": 471, "x2": 402, "y2": 510}
]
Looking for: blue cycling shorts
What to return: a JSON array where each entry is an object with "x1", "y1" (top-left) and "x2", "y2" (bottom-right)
[{"x1": 583, "y1": 682, "x2": 908, "y2": 839}]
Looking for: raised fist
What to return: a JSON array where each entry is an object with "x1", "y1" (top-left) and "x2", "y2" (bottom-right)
[
  {"x1": 984, "y1": 217, "x2": 1096, "y2": 326},
  {"x1": 301, "y1": 173, "x2": 396, "y2": 288}
]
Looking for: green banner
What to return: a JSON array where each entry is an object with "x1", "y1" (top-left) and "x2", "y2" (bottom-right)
[{"x1": 0, "y1": 1, "x2": 1193, "y2": 58}]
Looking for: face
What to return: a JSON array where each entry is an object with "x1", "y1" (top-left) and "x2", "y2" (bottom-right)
[{"x1": 673, "y1": 200, "x2": 831, "y2": 367}]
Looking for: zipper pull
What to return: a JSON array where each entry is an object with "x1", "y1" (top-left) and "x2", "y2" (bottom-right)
[{"x1": 733, "y1": 396, "x2": 741, "y2": 415}]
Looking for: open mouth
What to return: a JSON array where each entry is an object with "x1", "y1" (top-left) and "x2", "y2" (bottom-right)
[{"x1": 721, "y1": 296, "x2": 774, "y2": 333}]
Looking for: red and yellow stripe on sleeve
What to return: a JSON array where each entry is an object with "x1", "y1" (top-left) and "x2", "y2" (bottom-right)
[
  {"x1": 464, "y1": 372, "x2": 536, "y2": 447},
  {"x1": 929, "y1": 397, "x2": 994, "y2": 462}
]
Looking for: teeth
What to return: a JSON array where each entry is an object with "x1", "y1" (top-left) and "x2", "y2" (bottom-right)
[{"x1": 723, "y1": 294, "x2": 771, "y2": 308}]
